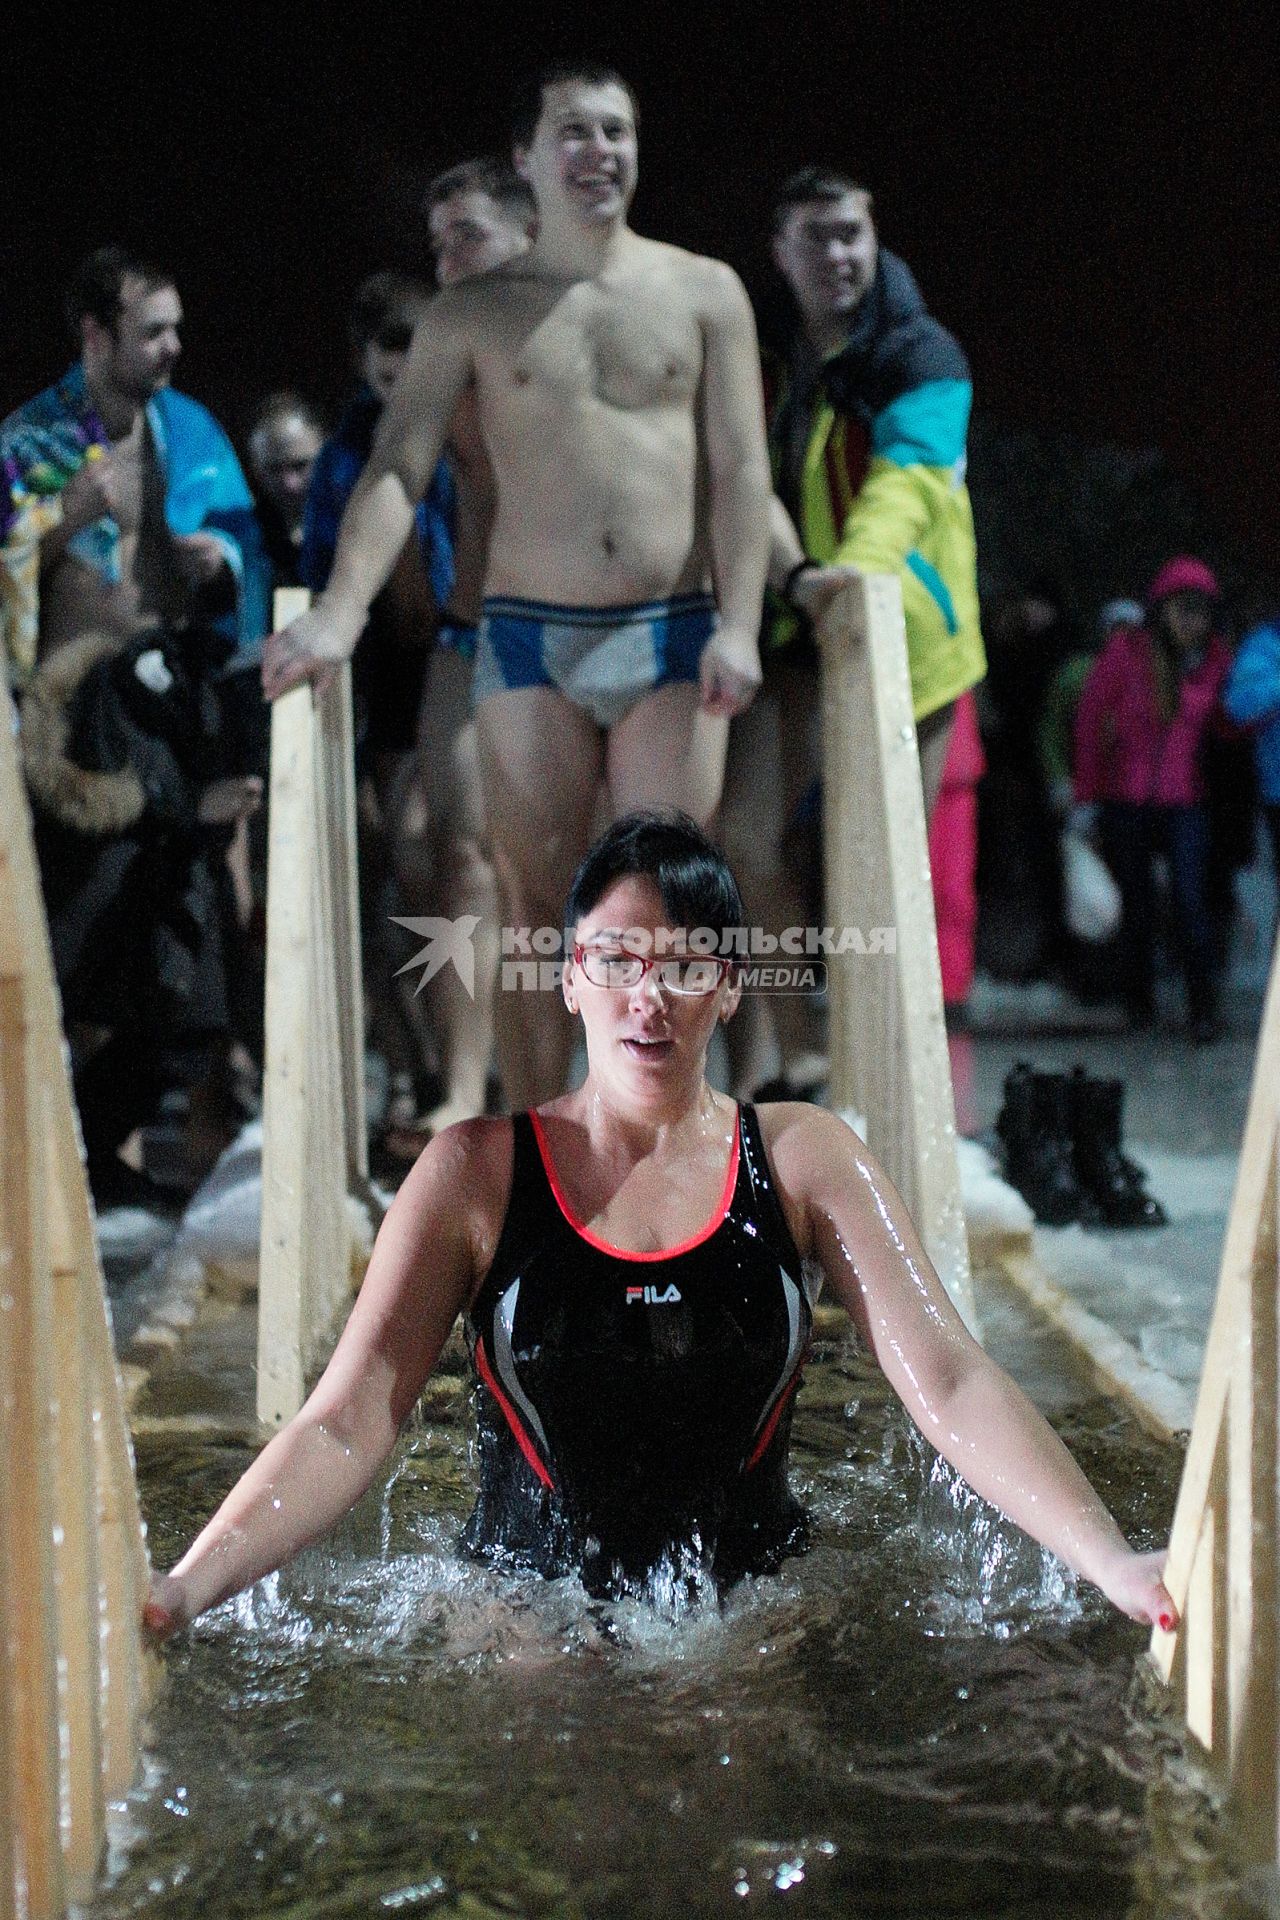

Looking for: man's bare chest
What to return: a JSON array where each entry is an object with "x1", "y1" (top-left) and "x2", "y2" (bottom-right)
[
  {"x1": 107, "y1": 431, "x2": 151, "y2": 538},
  {"x1": 486, "y1": 284, "x2": 703, "y2": 416}
]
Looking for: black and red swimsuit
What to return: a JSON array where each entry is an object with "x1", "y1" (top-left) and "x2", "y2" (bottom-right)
[{"x1": 464, "y1": 1104, "x2": 815, "y2": 1598}]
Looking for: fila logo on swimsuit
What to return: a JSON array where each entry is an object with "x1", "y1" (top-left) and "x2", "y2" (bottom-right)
[{"x1": 625, "y1": 1284, "x2": 683, "y2": 1307}]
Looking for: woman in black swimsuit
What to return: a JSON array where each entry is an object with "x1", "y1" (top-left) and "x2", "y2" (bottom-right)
[{"x1": 147, "y1": 812, "x2": 1174, "y2": 1632}]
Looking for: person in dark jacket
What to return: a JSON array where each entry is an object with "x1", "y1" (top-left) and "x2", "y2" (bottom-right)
[
  {"x1": 246, "y1": 392, "x2": 324, "y2": 596},
  {"x1": 301, "y1": 273, "x2": 456, "y2": 1131},
  {"x1": 21, "y1": 625, "x2": 262, "y2": 1205}
]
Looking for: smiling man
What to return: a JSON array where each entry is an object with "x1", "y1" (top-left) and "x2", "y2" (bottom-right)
[
  {"x1": 263, "y1": 63, "x2": 773, "y2": 1105},
  {"x1": 1, "y1": 245, "x2": 262, "y2": 667},
  {"x1": 1, "y1": 247, "x2": 266, "y2": 1208}
]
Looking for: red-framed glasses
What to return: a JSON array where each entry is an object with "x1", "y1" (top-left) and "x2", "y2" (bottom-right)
[{"x1": 572, "y1": 942, "x2": 733, "y2": 996}]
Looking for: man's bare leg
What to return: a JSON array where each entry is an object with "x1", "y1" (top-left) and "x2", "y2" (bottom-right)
[
  {"x1": 606, "y1": 680, "x2": 728, "y2": 824},
  {"x1": 477, "y1": 688, "x2": 604, "y2": 1109},
  {"x1": 718, "y1": 663, "x2": 825, "y2": 1098},
  {"x1": 410, "y1": 648, "x2": 501, "y2": 1131},
  {"x1": 365, "y1": 753, "x2": 438, "y2": 1123}
]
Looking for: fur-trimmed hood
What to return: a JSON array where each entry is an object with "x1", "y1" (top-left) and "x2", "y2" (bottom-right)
[{"x1": 21, "y1": 632, "x2": 146, "y2": 835}]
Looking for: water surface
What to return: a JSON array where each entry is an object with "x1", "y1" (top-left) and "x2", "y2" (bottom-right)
[{"x1": 93, "y1": 1292, "x2": 1250, "y2": 1919}]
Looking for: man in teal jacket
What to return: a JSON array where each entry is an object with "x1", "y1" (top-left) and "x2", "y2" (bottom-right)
[
  {"x1": 2, "y1": 247, "x2": 266, "y2": 1208},
  {"x1": 1, "y1": 245, "x2": 266, "y2": 673},
  {"x1": 720, "y1": 170, "x2": 987, "y2": 1096},
  {"x1": 766, "y1": 166, "x2": 985, "y2": 806}
]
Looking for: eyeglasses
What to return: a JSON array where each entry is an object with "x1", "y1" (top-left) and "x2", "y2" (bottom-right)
[{"x1": 573, "y1": 943, "x2": 733, "y2": 996}]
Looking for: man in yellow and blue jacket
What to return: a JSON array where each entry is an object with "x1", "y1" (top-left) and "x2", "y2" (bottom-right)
[{"x1": 766, "y1": 167, "x2": 985, "y2": 804}]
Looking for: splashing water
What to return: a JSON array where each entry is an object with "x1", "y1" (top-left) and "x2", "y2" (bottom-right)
[
  {"x1": 90, "y1": 1282, "x2": 1239, "y2": 1919},
  {"x1": 914, "y1": 1443, "x2": 1089, "y2": 1639}
]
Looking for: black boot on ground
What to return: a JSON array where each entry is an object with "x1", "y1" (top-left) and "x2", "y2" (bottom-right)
[
  {"x1": 1068, "y1": 1067, "x2": 1167, "y2": 1228},
  {"x1": 996, "y1": 1063, "x2": 1090, "y2": 1227}
]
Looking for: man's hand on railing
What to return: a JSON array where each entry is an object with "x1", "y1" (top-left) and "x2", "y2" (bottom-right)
[
  {"x1": 791, "y1": 562, "x2": 865, "y2": 636},
  {"x1": 198, "y1": 774, "x2": 264, "y2": 826},
  {"x1": 261, "y1": 595, "x2": 363, "y2": 701}
]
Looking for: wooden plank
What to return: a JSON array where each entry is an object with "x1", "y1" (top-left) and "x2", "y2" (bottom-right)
[
  {"x1": 259, "y1": 599, "x2": 365, "y2": 1423},
  {"x1": 1154, "y1": 938, "x2": 1280, "y2": 1642},
  {"x1": 818, "y1": 576, "x2": 977, "y2": 1333},
  {"x1": 1146, "y1": 936, "x2": 1280, "y2": 1861},
  {"x1": 0, "y1": 842, "x2": 23, "y2": 1920},
  {"x1": 0, "y1": 971, "x2": 66, "y2": 1920},
  {"x1": 1, "y1": 679, "x2": 151, "y2": 1643},
  {"x1": 45, "y1": 1142, "x2": 152, "y2": 1806},
  {"x1": 47, "y1": 1102, "x2": 107, "y2": 1893},
  {"x1": 1226, "y1": 1132, "x2": 1279, "y2": 1856},
  {"x1": 1184, "y1": 1483, "x2": 1220, "y2": 1754},
  {"x1": 4, "y1": 674, "x2": 152, "y2": 1906},
  {"x1": 320, "y1": 666, "x2": 367, "y2": 1184},
  {"x1": 269, "y1": 587, "x2": 367, "y2": 1189},
  {"x1": 302, "y1": 735, "x2": 348, "y2": 1372},
  {"x1": 259, "y1": 681, "x2": 316, "y2": 1424}
]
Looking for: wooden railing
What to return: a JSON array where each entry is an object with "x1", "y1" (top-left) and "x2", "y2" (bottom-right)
[
  {"x1": 1150, "y1": 933, "x2": 1280, "y2": 1861},
  {"x1": 819, "y1": 574, "x2": 977, "y2": 1333},
  {"x1": 257, "y1": 589, "x2": 368, "y2": 1428},
  {"x1": 1, "y1": 679, "x2": 152, "y2": 1918}
]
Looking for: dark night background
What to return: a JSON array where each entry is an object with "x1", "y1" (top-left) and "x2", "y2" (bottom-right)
[{"x1": 5, "y1": 3, "x2": 1276, "y2": 594}]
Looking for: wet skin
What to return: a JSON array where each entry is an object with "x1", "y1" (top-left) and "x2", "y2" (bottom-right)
[
  {"x1": 260, "y1": 80, "x2": 771, "y2": 719},
  {"x1": 146, "y1": 872, "x2": 1174, "y2": 1640}
]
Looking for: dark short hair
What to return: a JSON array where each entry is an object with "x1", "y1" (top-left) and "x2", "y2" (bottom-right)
[
  {"x1": 511, "y1": 62, "x2": 640, "y2": 150},
  {"x1": 771, "y1": 167, "x2": 873, "y2": 236},
  {"x1": 564, "y1": 811, "x2": 744, "y2": 942},
  {"x1": 65, "y1": 245, "x2": 175, "y2": 341},
  {"x1": 347, "y1": 270, "x2": 432, "y2": 355},
  {"x1": 423, "y1": 155, "x2": 536, "y2": 225}
]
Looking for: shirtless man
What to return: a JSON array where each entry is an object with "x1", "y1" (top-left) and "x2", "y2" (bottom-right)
[
  {"x1": 383, "y1": 156, "x2": 536, "y2": 1141},
  {"x1": 1, "y1": 247, "x2": 265, "y2": 1202},
  {"x1": 263, "y1": 64, "x2": 772, "y2": 1105},
  {"x1": 2, "y1": 246, "x2": 262, "y2": 670}
]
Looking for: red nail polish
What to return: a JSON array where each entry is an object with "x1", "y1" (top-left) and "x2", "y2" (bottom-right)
[{"x1": 1158, "y1": 1612, "x2": 1173, "y2": 1632}]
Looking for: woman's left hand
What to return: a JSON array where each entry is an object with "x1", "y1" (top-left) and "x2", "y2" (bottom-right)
[{"x1": 1095, "y1": 1547, "x2": 1178, "y2": 1629}]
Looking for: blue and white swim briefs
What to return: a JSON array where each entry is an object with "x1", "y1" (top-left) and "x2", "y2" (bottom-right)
[{"x1": 472, "y1": 592, "x2": 717, "y2": 728}]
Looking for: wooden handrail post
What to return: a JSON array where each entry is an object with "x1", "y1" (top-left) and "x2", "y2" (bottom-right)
[
  {"x1": 817, "y1": 574, "x2": 977, "y2": 1334},
  {"x1": 258, "y1": 589, "x2": 368, "y2": 1427},
  {"x1": 2, "y1": 678, "x2": 152, "y2": 1916},
  {"x1": 1150, "y1": 932, "x2": 1280, "y2": 1862}
]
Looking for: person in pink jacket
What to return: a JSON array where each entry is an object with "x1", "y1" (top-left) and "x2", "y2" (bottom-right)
[
  {"x1": 928, "y1": 690, "x2": 986, "y2": 1008},
  {"x1": 1073, "y1": 556, "x2": 1231, "y2": 1041}
]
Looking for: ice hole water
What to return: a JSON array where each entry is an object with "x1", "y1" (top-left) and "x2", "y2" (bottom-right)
[{"x1": 94, "y1": 1278, "x2": 1242, "y2": 1919}]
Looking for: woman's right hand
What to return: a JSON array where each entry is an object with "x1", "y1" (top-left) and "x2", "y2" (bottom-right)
[{"x1": 142, "y1": 1570, "x2": 191, "y2": 1643}]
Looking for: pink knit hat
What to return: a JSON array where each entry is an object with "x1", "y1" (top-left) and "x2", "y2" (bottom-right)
[{"x1": 1146, "y1": 555, "x2": 1220, "y2": 604}]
